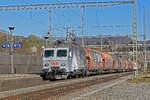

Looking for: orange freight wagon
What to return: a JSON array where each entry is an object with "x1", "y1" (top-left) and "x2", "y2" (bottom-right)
[
  {"x1": 83, "y1": 48, "x2": 103, "y2": 71},
  {"x1": 100, "y1": 52, "x2": 114, "y2": 71}
]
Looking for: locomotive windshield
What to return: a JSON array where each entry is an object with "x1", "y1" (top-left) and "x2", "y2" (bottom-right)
[
  {"x1": 44, "y1": 50, "x2": 54, "y2": 57},
  {"x1": 57, "y1": 50, "x2": 67, "y2": 57}
]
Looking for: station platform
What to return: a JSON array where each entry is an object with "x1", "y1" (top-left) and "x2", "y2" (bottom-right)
[{"x1": 0, "y1": 74, "x2": 41, "y2": 81}]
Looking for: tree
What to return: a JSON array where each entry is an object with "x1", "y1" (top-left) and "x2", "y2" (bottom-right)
[
  {"x1": 0, "y1": 32, "x2": 6, "y2": 37},
  {"x1": 28, "y1": 34, "x2": 39, "y2": 42}
]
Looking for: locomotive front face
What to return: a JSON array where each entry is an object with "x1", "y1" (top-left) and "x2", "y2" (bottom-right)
[{"x1": 42, "y1": 48, "x2": 69, "y2": 74}]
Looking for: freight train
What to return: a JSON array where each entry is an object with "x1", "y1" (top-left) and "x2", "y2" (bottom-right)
[{"x1": 41, "y1": 42, "x2": 135, "y2": 80}]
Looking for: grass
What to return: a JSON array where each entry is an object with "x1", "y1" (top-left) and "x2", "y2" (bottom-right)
[
  {"x1": 128, "y1": 71, "x2": 150, "y2": 83},
  {"x1": 142, "y1": 71, "x2": 150, "y2": 75}
]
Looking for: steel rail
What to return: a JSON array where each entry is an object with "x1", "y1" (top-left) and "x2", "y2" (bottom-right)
[{"x1": 0, "y1": 72, "x2": 131, "y2": 100}]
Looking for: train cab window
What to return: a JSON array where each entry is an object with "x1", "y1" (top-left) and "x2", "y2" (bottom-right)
[
  {"x1": 57, "y1": 50, "x2": 67, "y2": 57},
  {"x1": 44, "y1": 50, "x2": 54, "y2": 57}
]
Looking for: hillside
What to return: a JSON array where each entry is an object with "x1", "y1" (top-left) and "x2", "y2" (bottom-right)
[{"x1": 0, "y1": 31, "x2": 149, "y2": 55}]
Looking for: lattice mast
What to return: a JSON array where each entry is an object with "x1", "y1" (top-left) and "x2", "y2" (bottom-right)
[{"x1": 132, "y1": 0, "x2": 138, "y2": 64}]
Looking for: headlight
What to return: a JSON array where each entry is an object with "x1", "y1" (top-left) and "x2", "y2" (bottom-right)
[
  {"x1": 49, "y1": 68, "x2": 52, "y2": 72},
  {"x1": 44, "y1": 63, "x2": 49, "y2": 67},
  {"x1": 61, "y1": 63, "x2": 66, "y2": 66}
]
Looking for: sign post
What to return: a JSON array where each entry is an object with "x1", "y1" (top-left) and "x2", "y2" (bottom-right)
[
  {"x1": 9, "y1": 26, "x2": 15, "y2": 74},
  {"x1": 1, "y1": 27, "x2": 22, "y2": 74}
]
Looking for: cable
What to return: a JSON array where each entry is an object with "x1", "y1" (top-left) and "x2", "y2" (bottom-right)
[{"x1": 7, "y1": 11, "x2": 48, "y2": 37}]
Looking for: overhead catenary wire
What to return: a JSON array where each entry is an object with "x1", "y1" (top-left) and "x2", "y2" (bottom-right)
[
  {"x1": 0, "y1": 1, "x2": 133, "y2": 11},
  {"x1": 0, "y1": 0, "x2": 135, "y2": 38}
]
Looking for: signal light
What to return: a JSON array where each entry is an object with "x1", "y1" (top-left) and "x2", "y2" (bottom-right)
[{"x1": 61, "y1": 63, "x2": 66, "y2": 66}]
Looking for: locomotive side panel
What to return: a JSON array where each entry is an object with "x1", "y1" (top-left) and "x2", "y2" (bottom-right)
[{"x1": 71, "y1": 47, "x2": 86, "y2": 71}]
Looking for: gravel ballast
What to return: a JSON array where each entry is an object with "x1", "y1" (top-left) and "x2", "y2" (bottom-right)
[
  {"x1": 51, "y1": 75, "x2": 150, "y2": 100},
  {"x1": 2, "y1": 73, "x2": 149, "y2": 100},
  {"x1": 0, "y1": 73, "x2": 122, "y2": 98},
  {"x1": 80, "y1": 81, "x2": 150, "y2": 100}
]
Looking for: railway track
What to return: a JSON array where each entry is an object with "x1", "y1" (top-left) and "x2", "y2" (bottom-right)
[{"x1": 0, "y1": 72, "x2": 131, "y2": 100}]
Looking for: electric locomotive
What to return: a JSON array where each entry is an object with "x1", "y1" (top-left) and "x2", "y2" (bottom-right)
[{"x1": 41, "y1": 42, "x2": 87, "y2": 80}]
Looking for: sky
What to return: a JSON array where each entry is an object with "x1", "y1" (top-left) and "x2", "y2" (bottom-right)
[{"x1": 0, "y1": 0, "x2": 149, "y2": 40}]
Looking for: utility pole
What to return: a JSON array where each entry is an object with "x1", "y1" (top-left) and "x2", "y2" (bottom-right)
[
  {"x1": 101, "y1": 38, "x2": 103, "y2": 51},
  {"x1": 49, "y1": 8, "x2": 52, "y2": 42},
  {"x1": 143, "y1": 7, "x2": 147, "y2": 71},
  {"x1": 81, "y1": 7, "x2": 85, "y2": 47},
  {"x1": 127, "y1": 35, "x2": 131, "y2": 60},
  {"x1": 9, "y1": 26, "x2": 15, "y2": 74},
  {"x1": 66, "y1": 27, "x2": 70, "y2": 41},
  {"x1": 6, "y1": 32, "x2": 9, "y2": 53},
  {"x1": 131, "y1": 0, "x2": 139, "y2": 78},
  {"x1": 132, "y1": 0, "x2": 138, "y2": 63}
]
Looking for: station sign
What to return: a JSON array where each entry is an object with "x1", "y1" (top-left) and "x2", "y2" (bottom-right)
[
  {"x1": 13, "y1": 42, "x2": 23, "y2": 48},
  {"x1": 1, "y1": 42, "x2": 23, "y2": 48},
  {"x1": 1, "y1": 43, "x2": 11, "y2": 48}
]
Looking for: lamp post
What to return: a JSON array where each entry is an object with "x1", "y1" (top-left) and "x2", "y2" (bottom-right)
[
  {"x1": 44, "y1": 33, "x2": 49, "y2": 47},
  {"x1": 9, "y1": 26, "x2": 15, "y2": 74}
]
